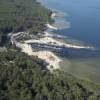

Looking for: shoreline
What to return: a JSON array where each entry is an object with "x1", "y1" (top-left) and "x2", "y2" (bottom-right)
[
  {"x1": 19, "y1": 43, "x2": 62, "y2": 72},
  {"x1": 46, "y1": 23, "x2": 58, "y2": 30},
  {"x1": 9, "y1": 12, "x2": 95, "y2": 72},
  {"x1": 9, "y1": 31, "x2": 62, "y2": 72},
  {"x1": 25, "y1": 30, "x2": 95, "y2": 50}
]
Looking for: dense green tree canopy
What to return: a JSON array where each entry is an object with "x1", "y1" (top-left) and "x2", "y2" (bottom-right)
[
  {"x1": 0, "y1": 0, "x2": 51, "y2": 45},
  {"x1": 0, "y1": 50, "x2": 100, "y2": 100},
  {"x1": 0, "y1": 0, "x2": 100, "y2": 100},
  {"x1": 0, "y1": 0, "x2": 51, "y2": 34}
]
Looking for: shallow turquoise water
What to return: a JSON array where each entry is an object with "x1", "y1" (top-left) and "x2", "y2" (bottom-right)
[{"x1": 60, "y1": 57, "x2": 100, "y2": 83}]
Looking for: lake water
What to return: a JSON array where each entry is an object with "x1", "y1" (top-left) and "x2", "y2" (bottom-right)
[{"x1": 40, "y1": 0, "x2": 100, "y2": 83}]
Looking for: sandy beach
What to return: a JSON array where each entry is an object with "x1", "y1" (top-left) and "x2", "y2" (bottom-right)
[
  {"x1": 17, "y1": 42, "x2": 62, "y2": 71},
  {"x1": 9, "y1": 32, "x2": 62, "y2": 72},
  {"x1": 9, "y1": 23, "x2": 95, "y2": 72},
  {"x1": 25, "y1": 33, "x2": 94, "y2": 50},
  {"x1": 46, "y1": 24, "x2": 58, "y2": 30},
  {"x1": 51, "y1": 12, "x2": 56, "y2": 19},
  {"x1": 9, "y1": 12, "x2": 95, "y2": 72}
]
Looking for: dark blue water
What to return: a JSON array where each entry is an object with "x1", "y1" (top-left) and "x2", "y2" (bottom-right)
[
  {"x1": 40, "y1": 0, "x2": 100, "y2": 83},
  {"x1": 41, "y1": 0, "x2": 100, "y2": 48}
]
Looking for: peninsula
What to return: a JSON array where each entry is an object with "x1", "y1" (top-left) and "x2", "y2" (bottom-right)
[{"x1": 0, "y1": 0, "x2": 100, "y2": 99}]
